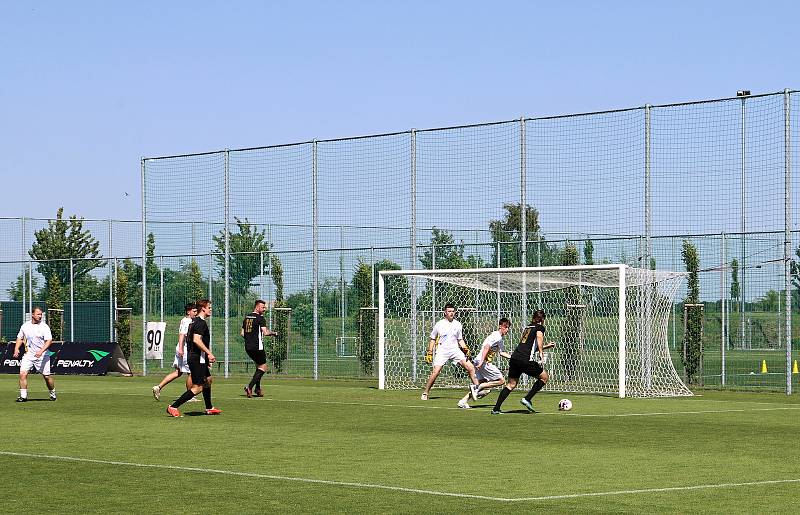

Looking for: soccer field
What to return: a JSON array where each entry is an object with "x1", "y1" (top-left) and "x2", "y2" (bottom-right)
[{"x1": 1, "y1": 375, "x2": 799, "y2": 514}]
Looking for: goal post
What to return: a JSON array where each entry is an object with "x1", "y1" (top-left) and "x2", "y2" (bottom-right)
[{"x1": 378, "y1": 264, "x2": 692, "y2": 398}]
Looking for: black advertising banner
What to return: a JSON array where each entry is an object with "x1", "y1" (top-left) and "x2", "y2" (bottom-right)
[
  {"x1": 0, "y1": 342, "x2": 131, "y2": 376},
  {"x1": 0, "y1": 342, "x2": 62, "y2": 374}
]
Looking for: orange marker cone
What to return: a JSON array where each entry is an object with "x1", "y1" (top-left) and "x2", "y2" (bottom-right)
[
  {"x1": 760, "y1": 360, "x2": 768, "y2": 374},
  {"x1": 793, "y1": 360, "x2": 798, "y2": 375}
]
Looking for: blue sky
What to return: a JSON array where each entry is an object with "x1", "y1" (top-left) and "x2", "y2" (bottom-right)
[{"x1": 1, "y1": 0, "x2": 798, "y2": 221}]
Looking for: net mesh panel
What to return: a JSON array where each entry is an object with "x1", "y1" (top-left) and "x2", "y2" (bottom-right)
[
  {"x1": 416, "y1": 122, "x2": 519, "y2": 240},
  {"x1": 651, "y1": 96, "x2": 786, "y2": 235},
  {"x1": 528, "y1": 109, "x2": 645, "y2": 237},
  {"x1": 381, "y1": 266, "x2": 692, "y2": 397}
]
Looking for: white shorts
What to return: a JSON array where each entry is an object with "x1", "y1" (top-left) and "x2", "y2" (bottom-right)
[
  {"x1": 172, "y1": 353, "x2": 190, "y2": 374},
  {"x1": 432, "y1": 345, "x2": 467, "y2": 368},
  {"x1": 475, "y1": 362, "x2": 503, "y2": 382},
  {"x1": 20, "y1": 352, "x2": 51, "y2": 376}
]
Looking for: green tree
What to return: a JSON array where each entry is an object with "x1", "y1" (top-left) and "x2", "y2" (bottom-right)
[
  {"x1": 212, "y1": 218, "x2": 271, "y2": 303},
  {"x1": 187, "y1": 259, "x2": 205, "y2": 303},
  {"x1": 115, "y1": 262, "x2": 132, "y2": 359},
  {"x1": 7, "y1": 271, "x2": 39, "y2": 302},
  {"x1": 730, "y1": 259, "x2": 740, "y2": 311},
  {"x1": 267, "y1": 254, "x2": 288, "y2": 372},
  {"x1": 46, "y1": 273, "x2": 63, "y2": 340},
  {"x1": 29, "y1": 208, "x2": 103, "y2": 300},
  {"x1": 583, "y1": 239, "x2": 594, "y2": 265},
  {"x1": 489, "y1": 202, "x2": 540, "y2": 267},
  {"x1": 681, "y1": 240, "x2": 702, "y2": 383},
  {"x1": 351, "y1": 258, "x2": 402, "y2": 374},
  {"x1": 562, "y1": 243, "x2": 581, "y2": 381}
]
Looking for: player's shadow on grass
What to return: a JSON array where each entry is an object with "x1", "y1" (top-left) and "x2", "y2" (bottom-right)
[
  {"x1": 185, "y1": 411, "x2": 209, "y2": 417},
  {"x1": 21, "y1": 398, "x2": 54, "y2": 402}
]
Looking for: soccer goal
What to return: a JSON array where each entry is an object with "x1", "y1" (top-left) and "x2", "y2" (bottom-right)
[{"x1": 378, "y1": 264, "x2": 692, "y2": 398}]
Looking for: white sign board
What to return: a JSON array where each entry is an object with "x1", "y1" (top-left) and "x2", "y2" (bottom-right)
[{"x1": 145, "y1": 321, "x2": 167, "y2": 360}]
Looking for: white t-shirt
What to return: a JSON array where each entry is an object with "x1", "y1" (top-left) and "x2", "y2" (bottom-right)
[
  {"x1": 430, "y1": 319, "x2": 463, "y2": 349},
  {"x1": 478, "y1": 330, "x2": 507, "y2": 364},
  {"x1": 17, "y1": 321, "x2": 53, "y2": 354},
  {"x1": 176, "y1": 316, "x2": 192, "y2": 356}
]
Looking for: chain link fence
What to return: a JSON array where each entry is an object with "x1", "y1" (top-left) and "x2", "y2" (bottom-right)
[{"x1": 1, "y1": 91, "x2": 797, "y2": 391}]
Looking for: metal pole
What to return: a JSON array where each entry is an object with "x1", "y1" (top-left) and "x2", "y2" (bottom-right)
[
  {"x1": 645, "y1": 105, "x2": 652, "y2": 267},
  {"x1": 69, "y1": 258, "x2": 74, "y2": 341},
  {"x1": 740, "y1": 97, "x2": 747, "y2": 349},
  {"x1": 141, "y1": 158, "x2": 148, "y2": 376},
  {"x1": 108, "y1": 220, "x2": 114, "y2": 341},
  {"x1": 28, "y1": 261, "x2": 33, "y2": 316},
  {"x1": 159, "y1": 255, "x2": 164, "y2": 368},
  {"x1": 21, "y1": 217, "x2": 26, "y2": 321},
  {"x1": 618, "y1": 265, "x2": 627, "y2": 398},
  {"x1": 312, "y1": 140, "x2": 319, "y2": 380},
  {"x1": 784, "y1": 88, "x2": 793, "y2": 395},
  {"x1": 224, "y1": 149, "x2": 230, "y2": 378},
  {"x1": 520, "y1": 117, "x2": 527, "y2": 267},
  {"x1": 410, "y1": 129, "x2": 418, "y2": 382},
  {"x1": 113, "y1": 258, "x2": 118, "y2": 342},
  {"x1": 721, "y1": 232, "x2": 727, "y2": 386},
  {"x1": 340, "y1": 225, "x2": 345, "y2": 339}
]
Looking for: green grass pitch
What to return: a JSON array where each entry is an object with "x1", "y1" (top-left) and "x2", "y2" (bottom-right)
[{"x1": 2, "y1": 374, "x2": 799, "y2": 513}]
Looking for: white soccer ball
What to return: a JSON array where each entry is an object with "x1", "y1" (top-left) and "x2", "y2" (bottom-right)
[{"x1": 558, "y1": 398, "x2": 572, "y2": 411}]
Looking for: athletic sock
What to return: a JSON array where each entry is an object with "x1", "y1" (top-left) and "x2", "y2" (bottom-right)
[
  {"x1": 493, "y1": 387, "x2": 512, "y2": 411},
  {"x1": 202, "y1": 387, "x2": 213, "y2": 409},
  {"x1": 172, "y1": 390, "x2": 195, "y2": 408},
  {"x1": 249, "y1": 368, "x2": 265, "y2": 389},
  {"x1": 525, "y1": 379, "x2": 545, "y2": 401},
  {"x1": 20, "y1": 388, "x2": 28, "y2": 399}
]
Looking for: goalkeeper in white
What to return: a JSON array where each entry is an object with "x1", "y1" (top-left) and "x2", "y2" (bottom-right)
[
  {"x1": 457, "y1": 318, "x2": 511, "y2": 409},
  {"x1": 421, "y1": 303, "x2": 480, "y2": 401}
]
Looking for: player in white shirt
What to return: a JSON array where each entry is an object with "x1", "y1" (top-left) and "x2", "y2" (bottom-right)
[
  {"x1": 420, "y1": 304, "x2": 480, "y2": 401},
  {"x1": 152, "y1": 303, "x2": 198, "y2": 401},
  {"x1": 13, "y1": 307, "x2": 56, "y2": 402},
  {"x1": 457, "y1": 318, "x2": 512, "y2": 409}
]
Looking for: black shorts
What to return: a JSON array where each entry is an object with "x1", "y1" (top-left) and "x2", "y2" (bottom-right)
[
  {"x1": 246, "y1": 348, "x2": 267, "y2": 366},
  {"x1": 507, "y1": 357, "x2": 543, "y2": 380},
  {"x1": 188, "y1": 358, "x2": 211, "y2": 385}
]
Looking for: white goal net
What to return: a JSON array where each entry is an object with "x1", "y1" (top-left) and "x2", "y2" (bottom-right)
[{"x1": 378, "y1": 265, "x2": 692, "y2": 398}]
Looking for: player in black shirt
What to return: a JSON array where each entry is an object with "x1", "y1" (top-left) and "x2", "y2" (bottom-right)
[
  {"x1": 166, "y1": 299, "x2": 222, "y2": 417},
  {"x1": 491, "y1": 309, "x2": 554, "y2": 414},
  {"x1": 241, "y1": 299, "x2": 278, "y2": 397}
]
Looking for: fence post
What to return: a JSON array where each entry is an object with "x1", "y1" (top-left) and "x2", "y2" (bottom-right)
[
  {"x1": 141, "y1": 157, "x2": 147, "y2": 376},
  {"x1": 410, "y1": 129, "x2": 417, "y2": 382},
  {"x1": 721, "y1": 232, "x2": 727, "y2": 386},
  {"x1": 312, "y1": 140, "x2": 319, "y2": 380},
  {"x1": 740, "y1": 96, "x2": 747, "y2": 350},
  {"x1": 21, "y1": 217, "x2": 26, "y2": 321},
  {"x1": 784, "y1": 88, "x2": 793, "y2": 395},
  {"x1": 69, "y1": 258, "x2": 74, "y2": 341},
  {"x1": 109, "y1": 220, "x2": 114, "y2": 341},
  {"x1": 224, "y1": 149, "x2": 230, "y2": 378},
  {"x1": 645, "y1": 105, "x2": 652, "y2": 267}
]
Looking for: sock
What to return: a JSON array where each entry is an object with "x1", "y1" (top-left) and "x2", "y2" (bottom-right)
[
  {"x1": 171, "y1": 390, "x2": 195, "y2": 409},
  {"x1": 459, "y1": 393, "x2": 470, "y2": 404},
  {"x1": 493, "y1": 387, "x2": 512, "y2": 411},
  {"x1": 20, "y1": 388, "x2": 28, "y2": 399},
  {"x1": 249, "y1": 369, "x2": 265, "y2": 390},
  {"x1": 525, "y1": 379, "x2": 545, "y2": 401},
  {"x1": 202, "y1": 387, "x2": 213, "y2": 409}
]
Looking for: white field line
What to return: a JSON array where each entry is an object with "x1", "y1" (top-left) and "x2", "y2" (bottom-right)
[{"x1": 0, "y1": 450, "x2": 798, "y2": 502}]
